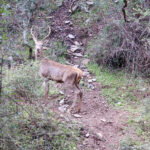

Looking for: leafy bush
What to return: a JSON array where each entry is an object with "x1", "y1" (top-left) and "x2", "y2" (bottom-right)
[
  {"x1": 3, "y1": 61, "x2": 43, "y2": 102},
  {"x1": 0, "y1": 99, "x2": 79, "y2": 150},
  {"x1": 87, "y1": 63, "x2": 140, "y2": 106},
  {"x1": 87, "y1": 0, "x2": 150, "y2": 76}
]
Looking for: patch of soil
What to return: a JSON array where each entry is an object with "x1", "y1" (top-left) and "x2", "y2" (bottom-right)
[
  {"x1": 74, "y1": 83, "x2": 128, "y2": 150},
  {"x1": 47, "y1": 0, "x2": 99, "y2": 54}
]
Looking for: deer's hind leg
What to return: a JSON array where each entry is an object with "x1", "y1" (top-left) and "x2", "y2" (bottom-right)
[
  {"x1": 75, "y1": 84, "x2": 82, "y2": 113},
  {"x1": 69, "y1": 84, "x2": 82, "y2": 113},
  {"x1": 63, "y1": 73, "x2": 82, "y2": 113}
]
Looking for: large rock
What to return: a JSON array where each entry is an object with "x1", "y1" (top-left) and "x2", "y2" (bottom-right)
[
  {"x1": 88, "y1": 79, "x2": 93, "y2": 83},
  {"x1": 64, "y1": 20, "x2": 73, "y2": 26},
  {"x1": 96, "y1": 132, "x2": 103, "y2": 140},
  {"x1": 88, "y1": 78, "x2": 96, "y2": 82},
  {"x1": 85, "y1": 133, "x2": 90, "y2": 138},
  {"x1": 86, "y1": 1, "x2": 94, "y2": 6},
  {"x1": 85, "y1": 18, "x2": 90, "y2": 24},
  {"x1": 70, "y1": 45, "x2": 81, "y2": 52},
  {"x1": 73, "y1": 53, "x2": 83, "y2": 57},
  {"x1": 71, "y1": 5, "x2": 79, "y2": 13},
  {"x1": 73, "y1": 114, "x2": 82, "y2": 118},
  {"x1": 88, "y1": 83, "x2": 95, "y2": 90},
  {"x1": 59, "y1": 99, "x2": 65, "y2": 106},
  {"x1": 68, "y1": 34, "x2": 75, "y2": 39},
  {"x1": 73, "y1": 65, "x2": 79, "y2": 68},
  {"x1": 74, "y1": 41, "x2": 82, "y2": 46},
  {"x1": 65, "y1": 20, "x2": 71, "y2": 24}
]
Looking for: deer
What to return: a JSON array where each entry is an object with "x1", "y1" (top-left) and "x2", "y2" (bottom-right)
[{"x1": 31, "y1": 26, "x2": 83, "y2": 113}]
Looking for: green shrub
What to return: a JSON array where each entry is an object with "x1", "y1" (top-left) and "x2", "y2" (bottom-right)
[
  {"x1": 3, "y1": 61, "x2": 43, "y2": 101},
  {"x1": 0, "y1": 99, "x2": 79, "y2": 150},
  {"x1": 120, "y1": 138, "x2": 150, "y2": 150},
  {"x1": 86, "y1": 0, "x2": 150, "y2": 76}
]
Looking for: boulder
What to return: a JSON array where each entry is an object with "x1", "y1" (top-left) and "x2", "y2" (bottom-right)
[{"x1": 70, "y1": 45, "x2": 81, "y2": 52}]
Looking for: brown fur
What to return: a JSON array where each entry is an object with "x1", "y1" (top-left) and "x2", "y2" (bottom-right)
[
  {"x1": 39, "y1": 59, "x2": 82, "y2": 84},
  {"x1": 39, "y1": 58, "x2": 83, "y2": 113}
]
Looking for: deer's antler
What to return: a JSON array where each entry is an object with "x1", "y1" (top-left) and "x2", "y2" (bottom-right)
[
  {"x1": 42, "y1": 26, "x2": 51, "y2": 41},
  {"x1": 30, "y1": 26, "x2": 38, "y2": 43}
]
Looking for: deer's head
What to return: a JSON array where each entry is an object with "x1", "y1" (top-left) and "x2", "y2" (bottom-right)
[{"x1": 31, "y1": 26, "x2": 51, "y2": 60}]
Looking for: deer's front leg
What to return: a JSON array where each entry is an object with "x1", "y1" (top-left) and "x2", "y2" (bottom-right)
[{"x1": 43, "y1": 79, "x2": 49, "y2": 103}]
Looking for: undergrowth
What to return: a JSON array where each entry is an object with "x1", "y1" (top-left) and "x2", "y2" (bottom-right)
[
  {"x1": 87, "y1": 63, "x2": 147, "y2": 107},
  {"x1": 0, "y1": 98, "x2": 79, "y2": 150},
  {"x1": 87, "y1": 63, "x2": 150, "y2": 149},
  {"x1": 0, "y1": 61, "x2": 80, "y2": 150},
  {"x1": 119, "y1": 138, "x2": 150, "y2": 150}
]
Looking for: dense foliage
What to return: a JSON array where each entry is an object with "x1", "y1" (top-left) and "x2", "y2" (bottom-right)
[{"x1": 88, "y1": 0, "x2": 150, "y2": 76}]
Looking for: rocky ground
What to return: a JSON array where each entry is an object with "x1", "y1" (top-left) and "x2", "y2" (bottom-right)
[{"x1": 39, "y1": 1, "x2": 130, "y2": 149}]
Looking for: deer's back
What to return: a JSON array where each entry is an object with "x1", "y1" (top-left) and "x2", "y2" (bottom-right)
[{"x1": 39, "y1": 59, "x2": 82, "y2": 83}]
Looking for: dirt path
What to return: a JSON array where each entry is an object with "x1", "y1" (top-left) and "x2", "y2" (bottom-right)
[
  {"x1": 50, "y1": 63, "x2": 128, "y2": 150},
  {"x1": 46, "y1": 1, "x2": 129, "y2": 149}
]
